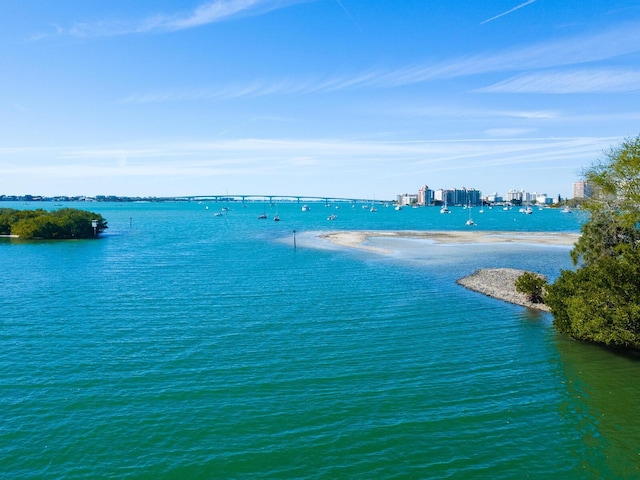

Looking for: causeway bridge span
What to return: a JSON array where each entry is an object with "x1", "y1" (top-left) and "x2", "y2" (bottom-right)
[{"x1": 176, "y1": 195, "x2": 393, "y2": 204}]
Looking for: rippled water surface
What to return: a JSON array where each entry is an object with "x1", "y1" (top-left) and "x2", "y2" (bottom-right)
[{"x1": 1, "y1": 201, "x2": 639, "y2": 479}]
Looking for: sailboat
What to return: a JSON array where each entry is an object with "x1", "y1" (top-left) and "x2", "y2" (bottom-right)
[
  {"x1": 440, "y1": 196, "x2": 450, "y2": 214},
  {"x1": 258, "y1": 198, "x2": 268, "y2": 219},
  {"x1": 465, "y1": 201, "x2": 476, "y2": 225}
]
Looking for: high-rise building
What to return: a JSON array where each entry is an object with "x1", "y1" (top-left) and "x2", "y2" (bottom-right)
[
  {"x1": 506, "y1": 189, "x2": 525, "y2": 203},
  {"x1": 397, "y1": 193, "x2": 418, "y2": 205},
  {"x1": 573, "y1": 181, "x2": 592, "y2": 199},
  {"x1": 417, "y1": 185, "x2": 433, "y2": 206}
]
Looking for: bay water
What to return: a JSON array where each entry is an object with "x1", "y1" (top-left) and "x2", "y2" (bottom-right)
[{"x1": 2, "y1": 201, "x2": 639, "y2": 479}]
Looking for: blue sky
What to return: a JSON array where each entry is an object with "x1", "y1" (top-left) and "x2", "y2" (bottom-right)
[{"x1": 1, "y1": 0, "x2": 639, "y2": 199}]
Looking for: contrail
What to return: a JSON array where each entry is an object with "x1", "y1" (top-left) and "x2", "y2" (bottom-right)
[
  {"x1": 334, "y1": 0, "x2": 363, "y2": 32},
  {"x1": 480, "y1": 0, "x2": 536, "y2": 25}
]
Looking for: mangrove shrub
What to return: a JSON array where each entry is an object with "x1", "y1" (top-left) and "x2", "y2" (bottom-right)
[{"x1": 0, "y1": 208, "x2": 108, "y2": 239}]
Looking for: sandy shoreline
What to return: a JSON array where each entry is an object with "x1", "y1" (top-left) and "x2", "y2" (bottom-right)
[{"x1": 320, "y1": 230, "x2": 580, "y2": 253}]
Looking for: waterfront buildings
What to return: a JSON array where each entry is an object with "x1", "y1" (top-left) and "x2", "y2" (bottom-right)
[
  {"x1": 433, "y1": 188, "x2": 481, "y2": 206},
  {"x1": 401, "y1": 185, "x2": 559, "y2": 207}
]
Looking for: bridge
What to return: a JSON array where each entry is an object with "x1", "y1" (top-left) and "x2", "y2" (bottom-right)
[{"x1": 174, "y1": 195, "x2": 393, "y2": 205}]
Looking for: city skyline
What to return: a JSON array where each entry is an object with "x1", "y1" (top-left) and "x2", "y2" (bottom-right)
[{"x1": 1, "y1": 1, "x2": 639, "y2": 199}]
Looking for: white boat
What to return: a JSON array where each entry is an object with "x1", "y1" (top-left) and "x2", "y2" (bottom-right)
[
  {"x1": 327, "y1": 213, "x2": 337, "y2": 221},
  {"x1": 561, "y1": 206, "x2": 572, "y2": 213},
  {"x1": 465, "y1": 201, "x2": 476, "y2": 225},
  {"x1": 257, "y1": 213, "x2": 267, "y2": 219},
  {"x1": 370, "y1": 196, "x2": 378, "y2": 212},
  {"x1": 274, "y1": 214, "x2": 280, "y2": 222},
  {"x1": 301, "y1": 205, "x2": 310, "y2": 212},
  {"x1": 395, "y1": 205, "x2": 403, "y2": 211}
]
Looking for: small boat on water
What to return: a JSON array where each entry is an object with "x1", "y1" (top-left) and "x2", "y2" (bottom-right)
[
  {"x1": 257, "y1": 213, "x2": 267, "y2": 219},
  {"x1": 301, "y1": 205, "x2": 310, "y2": 212},
  {"x1": 327, "y1": 213, "x2": 337, "y2": 221},
  {"x1": 274, "y1": 214, "x2": 280, "y2": 222},
  {"x1": 465, "y1": 201, "x2": 476, "y2": 225},
  {"x1": 440, "y1": 197, "x2": 450, "y2": 214}
]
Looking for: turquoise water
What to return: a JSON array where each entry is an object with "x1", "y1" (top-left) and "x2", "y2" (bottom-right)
[{"x1": 2, "y1": 201, "x2": 639, "y2": 479}]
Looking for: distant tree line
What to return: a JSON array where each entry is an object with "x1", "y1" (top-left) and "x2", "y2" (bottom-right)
[{"x1": 0, "y1": 208, "x2": 107, "y2": 239}]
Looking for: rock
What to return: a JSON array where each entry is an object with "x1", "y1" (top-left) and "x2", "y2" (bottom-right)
[{"x1": 456, "y1": 268, "x2": 550, "y2": 312}]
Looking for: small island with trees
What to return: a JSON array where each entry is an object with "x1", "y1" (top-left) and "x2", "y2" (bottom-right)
[{"x1": 0, "y1": 208, "x2": 107, "y2": 240}]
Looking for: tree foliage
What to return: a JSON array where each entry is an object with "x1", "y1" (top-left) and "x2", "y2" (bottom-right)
[
  {"x1": 515, "y1": 272, "x2": 545, "y2": 304},
  {"x1": 570, "y1": 135, "x2": 640, "y2": 266},
  {"x1": 546, "y1": 252, "x2": 640, "y2": 349},
  {"x1": 0, "y1": 208, "x2": 107, "y2": 239},
  {"x1": 546, "y1": 134, "x2": 640, "y2": 350}
]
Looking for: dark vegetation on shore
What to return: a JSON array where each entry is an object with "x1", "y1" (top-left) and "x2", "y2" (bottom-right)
[
  {"x1": 513, "y1": 134, "x2": 640, "y2": 352},
  {"x1": 0, "y1": 208, "x2": 107, "y2": 239}
]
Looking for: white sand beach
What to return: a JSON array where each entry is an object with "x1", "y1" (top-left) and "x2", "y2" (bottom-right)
[{"x1": 320, "y1": 230, "x2": 580, "y2": 254}]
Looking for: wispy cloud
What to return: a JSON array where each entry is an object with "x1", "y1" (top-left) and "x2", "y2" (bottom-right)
[
  {"x1": 390, "y1": 106, "x2": 560, "y2": 120},
  {"x1": 38, "y1": 0, "x2": 310, "y2": 38},
  {"x1": 484, "y1": 128, "x2": 535, "y2": 137},
  {"x1": 479, "y1": 69, "x2": 640, "y2": 93},
  {"x1": 0, "y1": 135, "x2": 623, "y2": 197},
  {"x1": 0, "y1": 135, "x2": 620, "y2": 174},
  {"x1": 480, "y1": 0, "x2": 536, "y2": 25},
  {"x1": 361, "y1": 22, "x2": 640, "y2": 87},
  {"x1": 121, "y1": 22, "x2": 640, "y2": 102}
]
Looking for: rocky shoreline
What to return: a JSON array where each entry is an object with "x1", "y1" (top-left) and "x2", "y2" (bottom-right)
[{"x1": 456, "y1": 268, "x2": 550, "y2": 312}]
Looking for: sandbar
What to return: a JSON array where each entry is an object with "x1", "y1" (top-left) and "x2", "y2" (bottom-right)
[{"x1": 320, "y1": 230, "x2": 580, "y2": 254}]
